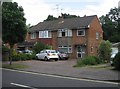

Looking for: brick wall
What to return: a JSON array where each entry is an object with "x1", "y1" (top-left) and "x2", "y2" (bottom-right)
[{"x1": 86, "y1": 16, "x2": 103, "y2": 56}]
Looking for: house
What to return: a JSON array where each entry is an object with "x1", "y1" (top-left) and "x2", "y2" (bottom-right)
[{"x1": 26, "y1": 15, "x2": 103, "y2": 59}]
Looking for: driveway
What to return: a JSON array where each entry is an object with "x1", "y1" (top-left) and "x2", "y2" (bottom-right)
[{"x1": 9, "y1": 60, "x2": 120, "y2": 81}]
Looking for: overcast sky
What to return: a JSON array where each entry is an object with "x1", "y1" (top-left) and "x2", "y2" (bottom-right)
[{"x1": 12, "y1": 0, "x2": 120, "y2": 25}]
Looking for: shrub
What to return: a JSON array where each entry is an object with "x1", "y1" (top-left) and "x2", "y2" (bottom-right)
[
  {"x1": 33, "y1": 42, "x2": 51, "y2": 53},
  {"x1": 75, "y1": 56, "x2": 101, "y2": 67},
  {"x1": 12, "y1": 53, "x2": 35, "y2": 61},
  {"x1": 12, "y1": 54, "x2": 21, "y2": 61},
  {"x1": 113, "y1": 52, "x2": 120, "y2": 70},
  {"x1": 98, "y1": 40, "x2": 112, "y2": 63},
  {"x1": 2, "y1": 45, "x2": 10, "y2": 61}
]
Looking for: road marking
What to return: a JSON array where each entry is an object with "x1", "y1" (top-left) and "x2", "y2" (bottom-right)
[
  {"x1": 11, "y1": 83, "x2": 37, "y2": 89},
  {"x1": 3, "y1": 68, "x2": 118, "y2": 85}
]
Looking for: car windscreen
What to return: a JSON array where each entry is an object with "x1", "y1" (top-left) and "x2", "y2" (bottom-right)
[{"x1": 47, "y1": 50, "x2": 56, "y2": 53}]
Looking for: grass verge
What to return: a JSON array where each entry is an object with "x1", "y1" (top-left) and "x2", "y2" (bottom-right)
[{"x1": 2, "y1": 63, "x2": 27, "y2": 70}]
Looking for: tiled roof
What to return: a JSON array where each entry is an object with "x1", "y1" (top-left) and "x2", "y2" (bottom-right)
[{"x1": 29, "y1": 15, "x2": 97, "y2": 32}]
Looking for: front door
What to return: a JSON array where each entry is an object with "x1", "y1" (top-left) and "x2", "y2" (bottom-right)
[{"x1": 77, "y1": 46, "x2": 85, "y2": 58}]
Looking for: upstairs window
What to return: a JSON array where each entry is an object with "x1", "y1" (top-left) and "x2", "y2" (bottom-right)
[
  {"x1": 39, "y1": 31, "x2": 51, "y2": 38},
  {"x1": 77, "y1": 30, "x2": 85, "y2": 36},
  {"x1": 58, "y1": 29, "x2": 72, "y2": 37},
  {"x1": 30, "y1": 32, "x2": 36, "y2": 39}
]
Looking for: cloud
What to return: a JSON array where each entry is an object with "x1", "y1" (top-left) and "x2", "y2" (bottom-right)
[
  {"x1": 12, "y1": 0, "x2": 119, "y2": 25},
  {"x1": 61, "y1": 0, "x2": 119, "y2": 17},
  {"x1": 13, "y1": 0, "x2": 56, "y2": 25}
]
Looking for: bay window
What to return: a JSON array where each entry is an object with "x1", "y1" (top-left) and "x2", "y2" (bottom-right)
[{"x1": 39, "y1": 31, "x2": 51, "y2": 38}]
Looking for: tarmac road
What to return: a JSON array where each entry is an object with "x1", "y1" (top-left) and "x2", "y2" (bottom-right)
[{"x1": 2, "y1": 68, "x2": 119, "y2": 88}]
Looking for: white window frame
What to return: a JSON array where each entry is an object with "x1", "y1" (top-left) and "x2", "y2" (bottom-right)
[
  {"x1": 77, "y1": 30, "x2": 85, "y2": 36},
  {"x1": 39, "y1": 31, "x2": 51, "y2": 38},
  {"x1": 58, "y1": 29, "x2": 72, "y2": 37},
  {"x1": 77, "y1": 46, "x2": 85, "y2": 58},
  {"x1": 30, "y1": 32, "x2": 36, "y2": 39},
  {"x1": 58, "y1": 46, "x2": 72, "y2": 53},
  {"x1": 96, "y1": 32, "x2": 99, "y2": 40}
]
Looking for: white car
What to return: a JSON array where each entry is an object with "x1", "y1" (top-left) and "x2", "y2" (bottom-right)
[
  {"x1": 110, "y1": 47, "x2": 118, "y2": 65},
  {"x1": 36, "y1": 50, "x2": 59, "y2": 61}
]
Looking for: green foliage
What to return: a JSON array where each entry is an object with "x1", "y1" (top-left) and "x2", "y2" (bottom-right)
[
  {"x1": 60, "y1": 13, "x2": 79, "y2": 19},
  {"x1": 44, "y1": 15, "x2": 57, "y2": 21},
  {"x1": 2, "y1": 45, "x2": 10, "y2": 52},
  {"x1": 2, "y1": 2, "x2": 27, "y2": 47},
  {"x1": 12, "y1": 50, "x2": 35, "y2": 61},
  {"x1": 2, "y1": 63, "x2": 27, "y2": 69},
  {"x1": 33, "y1": 42, "x2": 51, "y2": 53},
  {"x1": 74, "y1": 56, "x2": 101, "y2": 67},
  {"x1": 99, "y1": 7, "x2": 120, "y2": 43},
  {"x1": 98, "y1": 40, "x2": 112, "y2": 63},
  {"x1": 44, "y1": 13, "x2": 79, "y2": 21},
  {"x1": 113, "y1": 52, "x2": 120, "y2": 70},
  {"x1": 12, "y1": 53, "x2": 35, "y2": 61},
  {"x1": 2, "y1": 45, "x2": 10, "y2": 61}
]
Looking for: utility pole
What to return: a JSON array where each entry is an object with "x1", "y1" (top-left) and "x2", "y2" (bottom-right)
[
  {"x1": 55, "y1": 4, "x2": 64, "y2": 18},
  {"x1": 118, "y1": 1, "x2": 120, "y2": 8},
  {"x1": 56, "y1": 4, "x2": 59, "y2": 18}
]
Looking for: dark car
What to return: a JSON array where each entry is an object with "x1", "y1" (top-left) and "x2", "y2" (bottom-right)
[{"x1": 56, "y1": 51, "x2": 69, "y2": 60}]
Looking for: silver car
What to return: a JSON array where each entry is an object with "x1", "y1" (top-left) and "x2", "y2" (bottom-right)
[
  {"x1": 36, "y1": 50, "x2": 59, "y2": 61},
  {"x1": 56, "y1": 51, "x2": 69, "y2": 60}
]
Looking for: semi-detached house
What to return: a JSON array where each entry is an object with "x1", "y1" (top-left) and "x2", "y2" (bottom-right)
[{"x1": 26, "y1": 15, "x2": 103, "y2": 59}]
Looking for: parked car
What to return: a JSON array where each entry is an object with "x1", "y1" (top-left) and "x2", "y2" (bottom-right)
[
  {"x1": 56, "y1": 51, "x2": 69, "y2": 60},
  {"x1": 36, "y1": 49, "x2": 59, "y2": 61},
  {"x1": 110, "y1": 47, "x2": 118, "y2": 66},
  {"x1": 23, "y1": 50, "x2": 33, "y2": 55},
  {"x1": 16, "y1": 49, "x2": 24, "y2": 54}
]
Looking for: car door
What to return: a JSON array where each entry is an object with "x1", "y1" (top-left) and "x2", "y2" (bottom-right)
[
  {"x1": 41, "y1": 50, "x2": 46, "y2": 59},
  {"x1": 38, "y1": 51, "x2": 44, "y2": 59}
]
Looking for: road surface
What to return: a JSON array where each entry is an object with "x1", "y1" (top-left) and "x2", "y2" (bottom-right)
[{"x1": 2, "y1": 68, "x2": 119, "y2": 88}]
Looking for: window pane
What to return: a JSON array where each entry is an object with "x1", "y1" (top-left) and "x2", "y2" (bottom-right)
[
  {"x1": 77, "y1": 30, "x2": 85, "y2": 36},
  {"x1": 96, "y1": 32, "x2": 99, "y2": 39},
  {"x1": 62, "y1": 31, "x2": 65, "y2": 37},
  {"x1": 39, "y1": 31, "x2": 51, "y2": 38},
  {"x1": 31, "y1": 33, "x2": 36, "y2": 39}
]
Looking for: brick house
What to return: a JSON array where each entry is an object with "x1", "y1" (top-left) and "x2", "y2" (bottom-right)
[{"x1": 26, "y1": 15, "x2": 103, "y2": 59}]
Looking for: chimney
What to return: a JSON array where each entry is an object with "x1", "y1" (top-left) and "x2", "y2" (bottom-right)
[
  {"x1": 58, "y1": 13, "x2": 64, "y2": 24},
  {"x1": 84, "y1": 15, "x2": 86, "y2": 17}
]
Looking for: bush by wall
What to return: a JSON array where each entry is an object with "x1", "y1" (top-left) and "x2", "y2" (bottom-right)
[
  {"x1": 12, "y1": 53, "x2": 35, "y2": 61},
  {"x1": 75, "y1": 56, "x2": 101, "y2": 67},
  {"x1": 12, "y1": 50, "x2": 35, "y2": 61},
  {"x1": 113, "y1": 52, "x2": 120, "y2": 71}
]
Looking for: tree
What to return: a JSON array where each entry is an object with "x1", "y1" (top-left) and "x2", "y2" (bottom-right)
[
  {"x1": 2, "y1": 2, "x2": 27, "y2": 64},
  {"x1": 44, "y1": 13, "x2": 79, "y2": 21},
  {"x1": 99, "y1": 7, "x2": 120, "y2": 42},
  {"x1": 33, "y1": 42, "x2": 51, "y2": 53},
  {"x1": 98, "y1": 40, "x2": 112, "y2": 63},
  {"x1": 60, "y1": 13, "x2": 79, "y2": 19},
  {"x1": 44, "y1": 15, "x2": 57, "y2": 21}
]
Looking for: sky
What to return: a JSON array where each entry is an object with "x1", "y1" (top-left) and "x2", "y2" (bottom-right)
[{"x1": 12, "y1": 0, "x2": 120, "y2": 25}]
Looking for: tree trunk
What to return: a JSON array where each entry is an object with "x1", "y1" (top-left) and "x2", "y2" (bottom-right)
[{"x1": 9, "y1": 47, "x2": 13, "y2": 65}]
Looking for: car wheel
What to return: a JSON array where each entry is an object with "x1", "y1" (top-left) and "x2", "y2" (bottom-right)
[
  {"x1": 44, "y1": 57, "x2": 48, "y2": 61},
  {"x1": 55, "y1": 59, "x2": 58, "y2": 61},
  {"x1": 36, "y1": 56, "x2": 38, "y2": 60}
]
